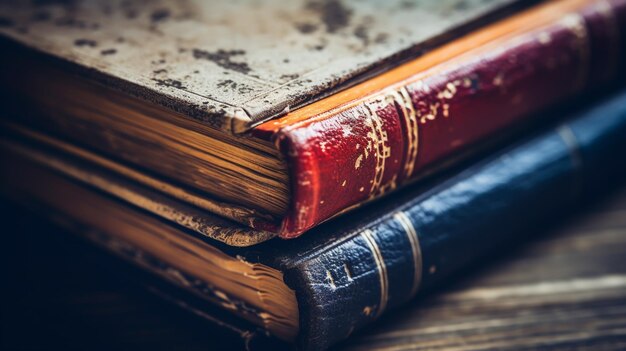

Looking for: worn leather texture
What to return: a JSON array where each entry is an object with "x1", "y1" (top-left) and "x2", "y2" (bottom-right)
[
  {"x1": 271, "y1": 88, "x2": 626, "y2": 350},
  {"x1": 259, "y1": 0, "x2": 626, "y2": 238}
]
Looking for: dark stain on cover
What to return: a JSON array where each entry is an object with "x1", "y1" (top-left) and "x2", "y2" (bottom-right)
[
  {"x1": 74, "y1": 38, "x2": 97, "y2": 47},
  {"x1": 153, "y1": 78, "x2": 187, "y2": 90},
  {"x1": 151, "y1": 9, "x2": 170, "y2": 23},
  {"x1": 280, "y1": 74, "x2": 300, "y2": 81},
  {"x1": 295, "y1": 22, "x2": 318, "y2": 34},
  {"x1": 307, "y1": 0, "x2": 352, "y2": 33},
  {"x1": 192, "y1": 49, "x2": 252, "y2": 75},
  {"x1": 56, "y1": 18, "x2": 100, "y2": 30},
  {"x1": 217, "y1": 79, "x2": 238, "y2": 91},
  {"x1": 354, "y1": 24, "x2": 369, "y2": 45}
]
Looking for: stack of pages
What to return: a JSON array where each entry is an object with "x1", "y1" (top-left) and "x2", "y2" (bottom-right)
[{"x1": 1, "y1": 0, "x2": 626, "y2": 349}]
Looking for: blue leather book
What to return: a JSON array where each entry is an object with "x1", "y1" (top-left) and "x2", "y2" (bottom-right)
[{"x1": 2, "y1": 88, "x2": 626, "y2": 350}]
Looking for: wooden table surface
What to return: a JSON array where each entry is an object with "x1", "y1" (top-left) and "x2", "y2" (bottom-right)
[{"x1": 2, "y1": 185, "x2": 626, "y2": 350}]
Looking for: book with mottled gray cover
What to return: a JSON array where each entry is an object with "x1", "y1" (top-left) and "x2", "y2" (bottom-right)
[{"x1": 0, "y1": 0, "x2": 525, "y2": 132}]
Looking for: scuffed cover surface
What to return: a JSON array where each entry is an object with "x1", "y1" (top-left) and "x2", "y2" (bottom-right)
[{"x1": 0, "y1": 0, "x2": 522, "y2": 132}]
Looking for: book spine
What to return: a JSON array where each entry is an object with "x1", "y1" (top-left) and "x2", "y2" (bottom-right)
[
  {"x1": 283, "y1": 89, "x2": 626, "y2": 351},
  {"x1": 270, "y1": 0, "x2": 626, "y2": 238}
]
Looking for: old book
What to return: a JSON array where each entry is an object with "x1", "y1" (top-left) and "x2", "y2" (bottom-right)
[
  {"x1": 2, "y1": 0, "x2": 624, "y2": 243},
  {"x1": 2, "y1": 86, "x2": 626, "y2": 350}
]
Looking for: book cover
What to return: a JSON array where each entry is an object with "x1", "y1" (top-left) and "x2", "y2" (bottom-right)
[{"x1": 0, "y1": 0, "x2": 526, "y2": 132}]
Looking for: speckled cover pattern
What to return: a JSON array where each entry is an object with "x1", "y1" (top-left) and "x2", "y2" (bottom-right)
[{"x1": 0, "y1": 0, "x2": 524, "y2": 132}]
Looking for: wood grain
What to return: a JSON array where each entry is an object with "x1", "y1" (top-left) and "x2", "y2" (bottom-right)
[{"x1": 2, "y1": 186, "x2": 626, "y2": 350}]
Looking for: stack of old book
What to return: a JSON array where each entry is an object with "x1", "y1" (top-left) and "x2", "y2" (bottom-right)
[{"x1": 1, "y1": 0, "x2": 626, "y2": 349}]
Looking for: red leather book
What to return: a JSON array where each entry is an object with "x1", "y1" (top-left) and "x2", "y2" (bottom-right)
[{"x1": 254, "y1": 0, "x2": 626, "y2": 237}]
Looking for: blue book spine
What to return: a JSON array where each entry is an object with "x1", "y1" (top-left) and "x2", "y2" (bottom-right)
[{"x1": 283, "y1": 90, "x2": 626, "y2": 350}]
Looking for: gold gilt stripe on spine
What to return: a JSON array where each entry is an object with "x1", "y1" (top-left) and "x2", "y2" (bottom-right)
[
  {"x1": 556, "y1": 125, "x2": 584, "y2": 201},
  {"x1": 364, "y1": 98, "x2": 391, "y2": 198},
  {"x1": 361, "y1": 229, "x2": 388, "y2": 317},
  {"x1": 394, "y1": 211, "x2": 423, "y2": 298},
  {"x1": 393, "y1": 87, "x2": 419, "y2": 179}
]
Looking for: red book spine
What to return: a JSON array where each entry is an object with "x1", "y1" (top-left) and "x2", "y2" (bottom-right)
[{"x1": 255, "y1": 0, "x2": 626, "y2": 238}]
